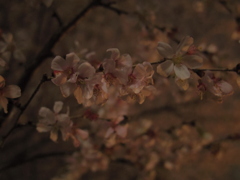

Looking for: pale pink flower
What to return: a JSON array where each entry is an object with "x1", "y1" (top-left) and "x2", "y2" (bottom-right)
[
  {"x1": 60, "y1": 62, "x2": 98, "y2": 104},
  {"x1": 103, "y1": 48, "x2": 132, "y2": 85},
  {"x1": 157, "y1": 36, "x2": 203, "y2": 80},
  {"x1": 81, "y1": 73, "x2": 108, "y2": 106},
  {"x1": 51, "y1": 52, "x2": 81, "y2": 86},
  {"x1": 197, "y1": 72, "x2": 233, "y2": 98},
  {"x1": 120, "y1": 62, "x2": 156, "y2": 104},
  {"x1": 37, "y1": 101, "x2": 72, "y2": 142},
  {"x1": 0, "y1": 75, "x2": 21, "y2": 113}
]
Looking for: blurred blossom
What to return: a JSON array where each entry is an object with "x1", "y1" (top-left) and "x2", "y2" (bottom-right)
[{"x1": 197, "y1": 72, "x2": 233, "y2": 100}]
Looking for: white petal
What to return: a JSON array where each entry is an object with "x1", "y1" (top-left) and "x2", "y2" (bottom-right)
[
  {"x1": 53, "y1": 101, "x2": 63, "y2": 113},
  {"x1": 174, "y1": 64, "x2": 190, "y2": 80},
  {"x1": 182, "y1": 55, "x2": 203, "y2": 68},
  {"x1": 156, "y1": 60, "x2": 174, "y2": 77},
  {"x1": 157, "y1": 42, "x2": 174, "y2": 59}
]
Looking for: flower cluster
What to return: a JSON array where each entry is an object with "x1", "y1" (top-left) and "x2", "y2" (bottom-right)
[
  {"x1": 37, "y1": 101, "x2": 88, "y2": 147},
  {"x1": 51, "y1": 49, "x2": 155, "y2": 106}
]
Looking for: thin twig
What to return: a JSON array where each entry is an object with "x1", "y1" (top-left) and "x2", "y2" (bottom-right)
[
  {"x1": 18, "y1": 0, "x2": 98, "y2": 92},
  {"x1": 0, "y1": 75, "x2": 51, "y2": 148},
  {"x1": 0, "y1": 150, "x2": 75, "y2": 172}
]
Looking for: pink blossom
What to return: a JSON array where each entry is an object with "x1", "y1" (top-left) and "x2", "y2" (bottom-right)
[
  {"x1": 197, "y1": 72, "x2": 233, "y2": 98},
  {"x1": 157, "y1": 36, "x2": 203, "y2": 80},
  {"x1": 51, "y1": 52, "x2": 81, "y2": 86},
  {"x1": 0, "y1": 75, "x2": 21, "y2": 113},
  {"x1": 103, "y1": 48, "x2": 133, "y2": 85}
]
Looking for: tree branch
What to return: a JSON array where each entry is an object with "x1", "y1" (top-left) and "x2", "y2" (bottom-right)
[{"x1": 0, "y1": 75, "x2": 51, "y2": 148}]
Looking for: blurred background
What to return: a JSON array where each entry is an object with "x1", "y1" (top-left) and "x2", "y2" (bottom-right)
[{"x1": 1, "y1": 0, "x2": 240, "y2": 179}]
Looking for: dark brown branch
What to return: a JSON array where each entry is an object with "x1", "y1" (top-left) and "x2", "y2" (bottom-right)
[
  {"x1": 0, "y1": 75, "x2": 51, "y2": 148},
  {"x1": 18, "y1": 0, "x2": 98, "y2": 92},
  {"x1": 0, "y1": 151, "x2": 74, "y2": 172}
]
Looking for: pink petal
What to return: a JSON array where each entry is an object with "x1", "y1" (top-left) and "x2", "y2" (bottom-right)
[
  {"x1": 156, "y1": 60, "x2": 174, "y2": 77},
  {"x1": 0, "y1": 96, "x2": 8, "y2": 113},
  {"x1": 176, "y1": 36, "x2": 194, "y2": 56},
  {"x1": 77, "y1": 62, "x2": 95, "y2": 78},
  {"x1": 182, "y1": 55, "x2": 203, "y2": 68},
  {"x1": 60, "y1": 82, "x2": 77, "y2": 97},
  {"x1": 53, "y1": 101, "x2": 63, "y2": 113},
  {"x1": 106, "y1": 48, "x2": 120, "y2": 60},
  {"x1": 3, "y1": 85, "x2": 21, "y2": 98},
  {"x1": 174, "y1": 64, "x2": 190, "y2": 80},
  {"x1": 157, "y1": 42, "x2": 174, "y2": 59},
  {"x1": 51, "y1": 56, "x2": 68, "y2": 71}
]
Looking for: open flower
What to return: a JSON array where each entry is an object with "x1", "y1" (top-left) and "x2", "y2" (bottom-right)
[
  {"x1": 37, "y1": 101, "x2": 72, "y2": 142},
  {"x1": 120, "y1": 62, "x2": 156, "y2": 104},
  {"x1": 103, "y1": 48, "x2": 132, "y2": 86},
  {"x1": 157, "y1": 36, "x2": 203, "y2": 80},
  {"x1": 0, "y1": 75, "x2": 21, "y2": 113},
  {"x1": 51, "y1": 52, "x2": 81, "y2": 86},
  {"x1": 197, "y1": 72, "x2": 233, "y2": 99}
]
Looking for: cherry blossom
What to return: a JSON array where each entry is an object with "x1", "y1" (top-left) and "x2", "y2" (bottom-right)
[
  {"x1": 157, "y1": 36, "x2": 203, "y2": 80},
  {"x1": 37, "y1": 101, "x2": 72, "y2": 142},
  {"x1": 51, "y1": 52, "x2": 81, "y2": 86},
  {"x1": 197, "y1": 72, "x2": 233, "y2": 99},
  {"x1": 103, "y1": 48, "x2": 132, "y2": 86},
  {"x1": 0, "y1": 75, "x2": 21, "y2": 113}
]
